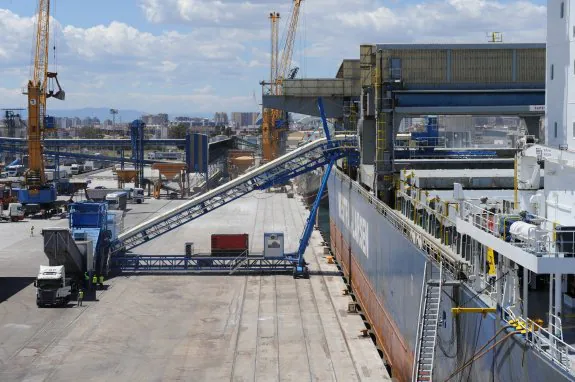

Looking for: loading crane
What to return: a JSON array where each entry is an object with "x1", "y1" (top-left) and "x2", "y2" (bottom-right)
[
  {"x1": 21, "y1": 0, "x2": 65, "y2": 205},
  {"x1": 261, "y1": 0, "x2": 303, "y2": 162}
]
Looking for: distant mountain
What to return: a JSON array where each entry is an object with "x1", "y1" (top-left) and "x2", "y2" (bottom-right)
[{"x1": 48, "y1": 108, "x2": 146, "y2": 122}]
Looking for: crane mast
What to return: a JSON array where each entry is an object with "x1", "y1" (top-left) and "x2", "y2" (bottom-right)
[
  {"x1": 262, "y1": 0, "x2": 302, "y2": 162},
  {"x1": 270, "y1": 12, "x2": 280, "y2": 95},
  {"x1": 26, "y1": 0, "x2": 64, "y2": 191}
]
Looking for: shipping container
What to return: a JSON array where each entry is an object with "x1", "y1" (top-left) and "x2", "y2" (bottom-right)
[{"x1": 210, "y1": 234, "x2": 249, "y2": 256}]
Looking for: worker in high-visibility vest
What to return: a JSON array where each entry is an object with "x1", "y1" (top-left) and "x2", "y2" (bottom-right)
[
  {"x1": 84, "y1": 272, "x2": 90, "y2": 289},
  {"x1": 99, "y1": 275, "x2": 104, "y2": 289},
  {"x1": 77, "y1": 289, "x2": 84, "y2": 307},
  {"x1": 92, "y1": 275, "x2": 98, "y2": 290}
]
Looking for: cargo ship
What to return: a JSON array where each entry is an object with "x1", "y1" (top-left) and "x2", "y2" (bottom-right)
[
  {"x1": 319, "y1": 16, "x2": 575, "y2": 382},
  {"x1": 328, "y1": 152, "x2": 575, "y2": 381}
]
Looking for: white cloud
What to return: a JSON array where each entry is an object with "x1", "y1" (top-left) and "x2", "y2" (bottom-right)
[{"x1": 0, "y1": 1, "x2": 547, "y2": 113}]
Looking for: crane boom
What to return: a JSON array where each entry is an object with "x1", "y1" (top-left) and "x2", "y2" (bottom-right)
[
  {"x1": 277, "y1": 0, "x2": 302, "y2": 92},
  {"x1": 26, "y1": 0, "x2": 64, "y2": 191},
  {"x1": 33, "y1": 0, "x2": 50, "y2": 87}
]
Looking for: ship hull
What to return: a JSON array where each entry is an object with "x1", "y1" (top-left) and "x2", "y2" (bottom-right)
[{"x1": 328, "y1": 169, "x2": 573, "y2": 382}]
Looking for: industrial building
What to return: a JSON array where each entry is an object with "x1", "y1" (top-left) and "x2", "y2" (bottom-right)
[{"x1": 264, "y1": 43, "x2": 545, "y2": 202}]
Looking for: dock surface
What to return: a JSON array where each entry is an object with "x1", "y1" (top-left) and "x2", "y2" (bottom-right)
[{"x1": 0, "y1": 183, "x2": 389, "y2": 381}]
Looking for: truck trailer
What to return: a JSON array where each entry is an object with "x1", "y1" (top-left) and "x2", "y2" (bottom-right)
[{"x1": 106, "y1": 191, "x2": 128, "y2": 211}]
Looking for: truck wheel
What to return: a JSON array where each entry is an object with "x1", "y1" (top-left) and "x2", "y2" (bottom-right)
[{"x1": 137, "y1": 200, "x2": 142, "y2": 204}]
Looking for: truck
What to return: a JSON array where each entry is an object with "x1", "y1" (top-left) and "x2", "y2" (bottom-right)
[
  {"x1": 83, "y1": 161, "x2": 93, "y2": 172},
  {"x1": 106, "y1": 191, "x2": 128, "y2": 211},
  {"x1": 45, "y1": 169, "x2": 69, "y2": 181},
  {"x1": 85, "y1": 188, "x2": 125, "y2": 201},
  {"x1": 34, "y1": 265, "x2": 73, "y2": 307},
  {"x1": 211, "y1": 234, "x2": 249, "y2": 256},
  {"x1": 1, "y1": 202, "x2": 24, "y2": 222},
  {"x1": 133, "y1": 188, "x2": 144, "y2": 204},
  {"x1": 70, "y1": 164, "x2": 80, "y2": 175}
]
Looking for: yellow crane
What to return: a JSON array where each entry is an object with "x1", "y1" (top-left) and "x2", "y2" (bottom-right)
[
  {"x1": 24, "y1": 0, "x2": 64, "y2": 202},
  {"x1": 262, "y1": 0, "x2": 303, "y2": 162}
]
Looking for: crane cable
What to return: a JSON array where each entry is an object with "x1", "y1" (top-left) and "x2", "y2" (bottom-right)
[{"x1": 444, "y1": 326, "x2": 518, "y2": 382}]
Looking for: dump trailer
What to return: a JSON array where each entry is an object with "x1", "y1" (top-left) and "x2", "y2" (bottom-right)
[
  {"x1": 38, "y1": 202, "x2": 114, "y2": 308},
  {"x1": 35, "y1": 265, "x2": 72, "y2": 307},
  {"x1": 85, "y1": 188, "x2": 125, "y2": 201},
  {"x1": 211, "y1": 234, "x2": 249, "y2": 256}
]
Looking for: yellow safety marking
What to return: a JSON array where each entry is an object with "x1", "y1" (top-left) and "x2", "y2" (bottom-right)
[{"x1": 486, "y1": 248, "x2": 496, "y2": 276}]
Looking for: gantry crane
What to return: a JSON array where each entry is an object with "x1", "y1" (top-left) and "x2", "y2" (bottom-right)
[
  {"x1": 261, "y1": 0, "x2": 303, "y2": 162},
  {"x1": 23, "y1": 0, "x2": 65, "y2": 205}
]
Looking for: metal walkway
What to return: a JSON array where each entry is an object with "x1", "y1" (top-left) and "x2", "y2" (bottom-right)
[
  {"x1": 112, "y1": 134, "x2": 357, "y2": 254},
  {"x1": 112, "y1": 254, "x2": 295, "y2": 274}
]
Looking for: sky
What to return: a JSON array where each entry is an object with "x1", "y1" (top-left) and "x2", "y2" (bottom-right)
[{"x1": 0, "y1": 0, "x2": 547, "y2": 115}]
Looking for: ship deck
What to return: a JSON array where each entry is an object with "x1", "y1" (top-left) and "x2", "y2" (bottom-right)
[{"x1": 0, "y1": 169, "x2": 389, "y2": 381}]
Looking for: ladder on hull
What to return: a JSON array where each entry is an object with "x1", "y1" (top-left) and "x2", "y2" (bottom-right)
[{"x1": 413, "y1": 261, "x2": 443, "y2": 382}]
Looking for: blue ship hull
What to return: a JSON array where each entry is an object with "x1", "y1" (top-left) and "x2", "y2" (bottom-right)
[{"x1": 328, "y1": 169, "x2": 573, "y2": 382}]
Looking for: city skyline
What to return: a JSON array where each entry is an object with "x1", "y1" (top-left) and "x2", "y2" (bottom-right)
[{"x1": 0, "y1": 1, "x2": 546, "y2": 113}]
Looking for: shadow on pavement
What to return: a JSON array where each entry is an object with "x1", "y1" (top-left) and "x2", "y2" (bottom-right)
[{"x1": 0, "y1": 277, "x2": 35, "y2": 303}]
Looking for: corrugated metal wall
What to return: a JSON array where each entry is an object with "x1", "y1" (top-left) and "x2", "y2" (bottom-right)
[
  {"x1": 517, "y1": 48, "x2": 546, "y2": 83},
  {"x1": 451, "y1": 49, "x2": 513, "y2": 83},
  {"x1": 381, "y1": 49, "x2": 448, "y2": 83},
  {"x1": 369, "y1": 46, "x2": 545, "y2": 86}
]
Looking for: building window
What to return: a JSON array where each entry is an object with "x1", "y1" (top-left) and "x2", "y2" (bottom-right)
[
  {"x1": 561, "y1": 2, "x2": 565, "y2": 18},
  {"x1": 555, "y1": 122, "x2": 558, "y2": 138},
  {"x1": 551, "y1": 64, "x2": 554, "y2": 80},
  {"x1": 390, "y1": 58, "x2": 401, "y2": 80}
]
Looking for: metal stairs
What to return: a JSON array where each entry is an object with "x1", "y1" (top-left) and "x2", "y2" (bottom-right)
[
  {"x1": 413, "y1": 262, "x2": 443, "y2": 382},
  {"x1": 111, "y1": 135, "x2": 358, "y2": 255}
]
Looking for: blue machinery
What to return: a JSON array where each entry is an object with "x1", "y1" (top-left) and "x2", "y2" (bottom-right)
[{"x1": 110, "y1": 98, "x2": 358, "y2": 278}]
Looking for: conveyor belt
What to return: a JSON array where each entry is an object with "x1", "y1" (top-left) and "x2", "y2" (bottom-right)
[{"x1": 113, "y1": 135, "x2": 357, "y2": 253}]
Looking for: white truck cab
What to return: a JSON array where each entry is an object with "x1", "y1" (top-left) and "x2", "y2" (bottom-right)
[
  {"x1": 133, "y1": 188, "x2": 144, "y2": 204},
  {"x1": 70, "y1": 164, "x2": 79, "y2": 175},
  {"x1": 34, "y1": 265, "x2": 72, "y2": 307},
  {"x1": 3, "y1": 203, "x2": 24, "y2": 222}
]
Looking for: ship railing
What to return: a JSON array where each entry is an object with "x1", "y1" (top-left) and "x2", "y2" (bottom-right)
[
  {"x1": 460, "y1": 201, "x2": 575, "y2": 258},
  {"x1": 503, "y1": 307, "x2": 575, "y2": 375},
  {"x1": 339, "y1": 169, "x2": 468, "y2": 279},
  {"x1": 396, "y1": 190, "x2": 458, "y2": 227},
  {"x1": 394, "y1": 136, "x2": 447, "y2": 149}
]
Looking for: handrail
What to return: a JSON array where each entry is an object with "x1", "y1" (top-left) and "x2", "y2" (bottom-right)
[
  {"x1": 460, "y1": 201, "x2": 575, "y2": 258},
  {"x1": 503, "y1": 307, "x2": 575, "y2": 375},
  {"x1": 229, "y1": 250, "x2": 250, "y2": 274},
  {"x1": 336, "y1": 168, "x2": 468, "y2": 278}
]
